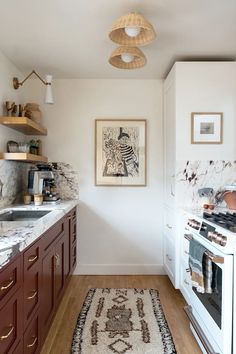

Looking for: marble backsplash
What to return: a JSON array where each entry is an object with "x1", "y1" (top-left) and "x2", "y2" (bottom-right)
[
  {"x1": 0, "y1": 161, "x2": 79, "y2": 207},
  {"x1": 0, "y1": 161, "x2": 28, "y2": 208},
  {"x1": 50, "y1": 162, "x2": 79, "y2": 200},
  {"x1": 175, "y1": 160, "x2": 236, "y2": 208}
]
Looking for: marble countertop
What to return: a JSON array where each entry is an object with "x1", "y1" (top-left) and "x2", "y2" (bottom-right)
[{"x1": 0, "y1": 200, "x2": 78, "y2": 269}]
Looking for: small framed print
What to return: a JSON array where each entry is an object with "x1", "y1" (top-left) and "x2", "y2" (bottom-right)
[
  {"x1": 191, "y1": 112, "x2": 223, "y2": 144},
  {"x1": 95, "y1": 119, "x2": 146, "y2": 186}
]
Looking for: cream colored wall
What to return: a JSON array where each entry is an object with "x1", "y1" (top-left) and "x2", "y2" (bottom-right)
[
  {"x1": 175, "y1": 62, "x2": 236, "y2": 160},
  {"x1": 0, "y1": 50, "x2": 25, "y2": 151},
  {"x1": 25, "y1": 79, "x2": 164, "y2": 274}
]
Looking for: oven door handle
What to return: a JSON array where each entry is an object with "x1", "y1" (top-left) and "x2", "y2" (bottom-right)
[
  {"x1": 184, "y1": 305, "x2": 220, "y2": 354},
  {"x1": 184, "y1": 233, "x2": 193, "y2": 241},
  {"x1": 205, "y1": 251, "x2": 224, "y2": 264},
  {"x1": 184, "y1": 234, "x2": 224, "y2": 264}
]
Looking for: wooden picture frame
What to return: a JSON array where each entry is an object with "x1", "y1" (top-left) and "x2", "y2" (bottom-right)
[
  {"x1": 95, "y1": 119, "x2": 146, "y2": 186},
  {"x1": 191, "y1": 112, "x2": 223, "y2": 144}
]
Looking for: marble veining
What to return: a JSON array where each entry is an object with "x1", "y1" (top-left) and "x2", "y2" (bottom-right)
[
  {"x1": 0, "y1": 200, "x2": 78, "y2": 269},
  {"x1": 175, "y1": 160, "x2": 236, "y2": 208},
  {"x1": 0, "y1": 161, "x2": 28, "y2": 208},
  {"x1": 51, "y1": 162, "x2": 79, "y2": 200}
]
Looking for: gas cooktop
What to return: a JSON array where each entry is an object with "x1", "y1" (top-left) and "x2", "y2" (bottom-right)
[{"x1": 203, "y1": 211, "x2": 236, "y2": 233}]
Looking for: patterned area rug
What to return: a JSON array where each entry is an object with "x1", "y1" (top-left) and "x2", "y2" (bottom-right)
[{"x1": 71, "y1": 288, "x2": 177, "y2": 354}]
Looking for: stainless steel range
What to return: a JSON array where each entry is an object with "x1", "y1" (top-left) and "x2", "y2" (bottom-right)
[{"x1": 183, "y1": 210, "x2": 236, "y2": 354}]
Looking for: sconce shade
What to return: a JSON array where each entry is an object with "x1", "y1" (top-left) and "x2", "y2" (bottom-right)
[
  {"x1": 45, "y1": 75, "x2": 53, "y2": 104},
  {"x1": 109, "y1": 12, "x2": 156, "y2": 46},
  {"x1": 109, "y1": 46, "x2": 147, "y2": 69}
]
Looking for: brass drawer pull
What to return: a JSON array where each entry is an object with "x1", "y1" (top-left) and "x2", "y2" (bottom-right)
[
  {"x1": 0, "y1": 278, "x2": 14, "y2": 291},
  {"x1": 28, "y1": 255, "x2": 38, "y2": 263},
  {"x1": 54, "y1": 253, "x2": 60, "y2": 268},
  {"x1": 27, "y1": 336, "x2": 37, "y2": 348},
  {"x1": 27, "y1": 290, "x2": 38, "y2": 300},
  {"x1": 0, "y1": 325, "x2": 14, "y2": 340}
]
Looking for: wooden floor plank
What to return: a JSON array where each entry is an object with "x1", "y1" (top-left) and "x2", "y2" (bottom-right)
[{"x1": 40, "y1": 275, "x2": 201, "y2": 354}]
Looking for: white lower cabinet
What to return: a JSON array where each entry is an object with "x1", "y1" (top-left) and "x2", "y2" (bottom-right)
[
  {"x1": 164, "y1": 235, "x2": 175, "y2": 283},
  {"x1": 179, "y1": 211, "x2": 192, "y2": 304},
  {"x1": 163, "y1": 206, "x2": 179, "y2": 288},
  {"x1": 180, "y1": 260, "x2": 191, "y2": 303}
]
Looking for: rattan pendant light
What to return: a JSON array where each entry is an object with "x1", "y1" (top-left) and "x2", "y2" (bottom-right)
[
  {"x1": 109, "y1": 46, "x2": 147, "y2": 69},
  {"x1": 109, "y1": 12, "x2": 156, "y2": 46}
]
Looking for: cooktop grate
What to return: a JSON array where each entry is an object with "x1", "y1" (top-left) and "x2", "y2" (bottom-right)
[{"x1": 203, "y1": 212, "x2": 236, "y2": 233}]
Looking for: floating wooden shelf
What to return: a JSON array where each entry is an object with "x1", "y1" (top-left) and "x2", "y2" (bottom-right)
[
  {"x1": 0, "y1": 153, "x2": 48, "y2": 163},
  {"x1": 0, "y1": 116, "x2": 47, "y2": 135}
]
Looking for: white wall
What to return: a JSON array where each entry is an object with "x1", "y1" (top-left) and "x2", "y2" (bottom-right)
[
  {"x1": 175, "y1": 62, "x2": 236, "y2": 160},
  {"x1": 0, "y1": 50, "x2": 25, "y2": 151},
  {"x1": 25, "y1": 79, "x2": 164, "y2": 274}
]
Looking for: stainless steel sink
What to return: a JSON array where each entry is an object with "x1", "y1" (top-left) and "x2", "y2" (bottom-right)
[{"x1": 0, "y1": 210, "x2": 51, "y2": 222}]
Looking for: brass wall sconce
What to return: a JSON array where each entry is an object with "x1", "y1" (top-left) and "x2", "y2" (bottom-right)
[{"x1": 13, "y1": 70, "x2": 54, "y2": 104}]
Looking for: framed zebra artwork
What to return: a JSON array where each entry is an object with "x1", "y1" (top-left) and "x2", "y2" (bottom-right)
[{"x1": 95, "y1": 119, "x2": 146, "y2": 186}]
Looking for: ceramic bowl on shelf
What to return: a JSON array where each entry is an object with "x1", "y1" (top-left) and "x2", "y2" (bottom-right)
[
  {"x1": 18, "y1": 142, "x2": 30, "y2": 153},
  {"x1": 7, "y1": 140, "x2": 19, "y2": 152}
]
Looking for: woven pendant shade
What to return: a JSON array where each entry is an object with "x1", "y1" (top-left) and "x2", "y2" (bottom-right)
[
  {"x1": 109, "y1": 12, "x2": 156, "y2": 46},
  {"x1": 109, "y1": 46, "x2": 146, "y2": 69}
]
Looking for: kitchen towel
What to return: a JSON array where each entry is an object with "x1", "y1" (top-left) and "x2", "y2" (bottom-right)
[
  {"x1": 203, "y1": 253, "x2": 213, "y2": 294},
  {"x1": 189, "y1": 238, "x2": 207, "y2": 293}
]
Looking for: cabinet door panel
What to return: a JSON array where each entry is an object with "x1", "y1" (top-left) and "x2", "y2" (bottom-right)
[
  {"x1": 163, "y1": 235, "x2": 175, "y2": 282},
  {"x1": 41, "y1": 248, "x2": 54, "y2": 337},
  {"x1": 24, "y1": 241, "x2": 40, "y2": 272},
  {"x1": 0, "y1": 256, "x2": 23, "y2": 309},
  {"x1": 0, "y1": 288, "x2": 23, "y2": 354},
  {"x1": 54, "y1": 236, "x2": 65, "y2": 304},
  {"x1": 71, "y1": 243, "x2": 77, "y2": 273},
  {"x1": 23, "y1": 314, "x2": 40, "y2": 354},
  {"x1": 64, "y1": 216, "x2": 70, "y2": 281},
  {"x1": 42, "y1": 220, "x2": 64, "y2": 253},
  {"x1": 23, "y1": 262, "x2": 41, "y2": 327}
]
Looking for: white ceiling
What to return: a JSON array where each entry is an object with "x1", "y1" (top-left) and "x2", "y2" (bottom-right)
[{"x1": 0, "y1": 0, "x2": 236, "y2": 79}]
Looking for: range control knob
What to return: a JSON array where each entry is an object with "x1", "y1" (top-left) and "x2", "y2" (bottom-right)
[
  {"x1": 207, "y1": 231, "x2": 227, "y2": 246},
  {"x1": 187, "y1": 219, "x2": 201, "y2": 230},
  {"x1": 215, "y1": 233, "x2": 223, "y2": 245},
  {"x1": 220, "y1": 235, "x2": 227, "y2": 247},
  {"x1": 208, "y1": 231, "x2": 218, "y2": 242}
]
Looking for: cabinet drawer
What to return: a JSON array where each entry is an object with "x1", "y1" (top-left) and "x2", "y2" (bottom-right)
[
  {"x1": 0, "y1": 256, "x2": 23, "y2": 309},
  {"x1": 164, "y1": 208, "x2": 175, "y2": 238},
  {"x1": 42, "y1": 219, "x2": 64, "y2": 253},
  {"x1": 24, "y1": 241, "x2": 40, "y2": 272},
  {"x1": 23, "y1": 314, "x2": 40, "y2": 354},
  {"x1": 164, "y1": 236, "x2": 175, "y2": 279},
  {"x1": 23, "y1": 262, "x2": 41, "y2": 328},
  {"x1": 0, "y1": 288, "x2": 23, "y2": 354}
]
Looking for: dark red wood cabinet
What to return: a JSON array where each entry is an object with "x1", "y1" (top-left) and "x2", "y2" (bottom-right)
[{"x1": 0, "y1": 207, "x2": 77, "y2": 354}]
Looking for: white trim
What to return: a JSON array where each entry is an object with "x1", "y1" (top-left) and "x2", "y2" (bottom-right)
[{"x1": 74, "y1": 264, "x2": 166, "y2": 275}]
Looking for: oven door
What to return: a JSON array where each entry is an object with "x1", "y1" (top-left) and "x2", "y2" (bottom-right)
[{"x1": 189, "y1": 233, "x2": 233, "y2": 354}]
